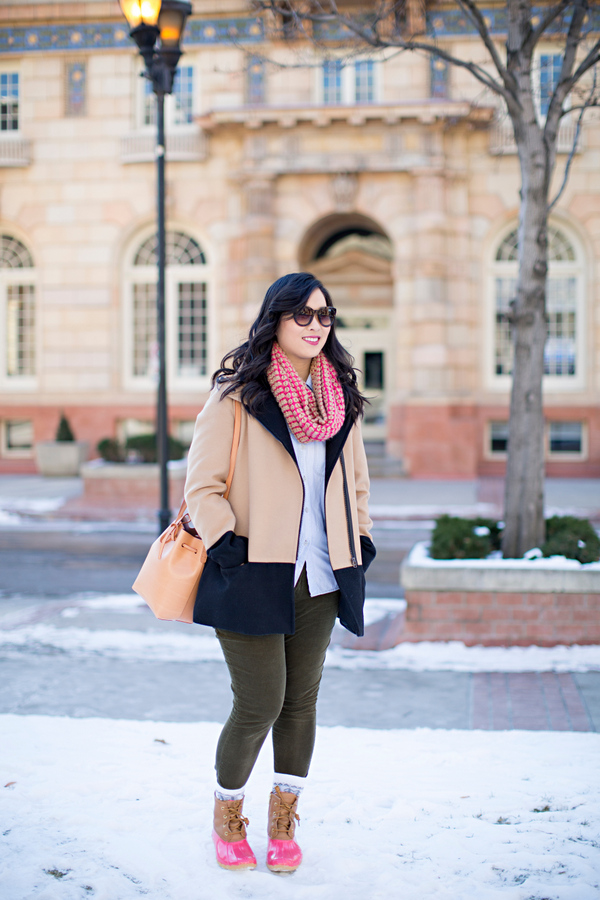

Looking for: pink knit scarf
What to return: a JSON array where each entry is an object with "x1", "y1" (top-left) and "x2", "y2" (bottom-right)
[{"x1": 267, "y1": 342, "x2": 346, "y2": 443}]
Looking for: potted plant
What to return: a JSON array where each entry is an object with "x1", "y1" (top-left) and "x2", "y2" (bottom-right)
[{"x1": 35, "y1": 413, "x2": 89, "y2": 477}]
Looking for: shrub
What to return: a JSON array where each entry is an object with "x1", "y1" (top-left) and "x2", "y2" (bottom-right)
[
  {"x1": 97, "y1": 438, "x2": 124, "y2": 463},
  {"x1": 56, "y1": 413, "x2": 75, "y2": 442},
  {"x1": 542, "y1": 516, "x2": 600, "y2": 564},
  {"x1": 124, "y1": 433, "x2": 186, "y2": 464},
  {"x1": 472, "y1": 517, "x2": 503, "y2": 552},
  {"x1": 430, "y1": 515, "x2": 493, "y2": 560}
]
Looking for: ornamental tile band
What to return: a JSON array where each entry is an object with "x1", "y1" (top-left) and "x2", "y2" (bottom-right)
[
  {"x1": 0, "y1": 9, "x2": 597, "y2": 54},
  {"x1": 0, "y1": 18, "x2": 264, "y2": 55}
]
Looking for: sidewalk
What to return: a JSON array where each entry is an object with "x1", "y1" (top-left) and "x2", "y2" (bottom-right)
[
  {"x1": 1, "y1": 474, "x2": 599, "y2": 523},
  {"x1": 0, "y1": 593, "x2": 598, "y2": 733},
  {"x1": 0, "y1": 474, "x2": 599, "y2": 737}
]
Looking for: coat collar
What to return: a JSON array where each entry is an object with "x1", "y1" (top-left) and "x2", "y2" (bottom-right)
[{"x1": 251, "y1": 392, "x2": 354, "y2": 487}]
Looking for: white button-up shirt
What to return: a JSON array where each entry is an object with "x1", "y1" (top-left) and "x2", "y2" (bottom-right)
[{"x1": 288, "y1": 376, "x2": 339, "y2": 597}]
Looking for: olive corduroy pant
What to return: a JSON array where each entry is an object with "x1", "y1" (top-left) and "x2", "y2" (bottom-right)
[{"x1": 214, "y1": 567, "x2": 339, "y2": 790}]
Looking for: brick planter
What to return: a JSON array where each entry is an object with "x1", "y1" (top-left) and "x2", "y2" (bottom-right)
[
  {"x1": 400, "y1": 543, "x2": 600, "y2": 646},
  {"x1": 60, "y1": 459, "x2": 187, "y2": 521}
]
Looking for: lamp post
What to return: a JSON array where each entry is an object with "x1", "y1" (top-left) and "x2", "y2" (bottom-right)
[{"x1": 119, "y1": 0, "x2": 192, "y2": 534}]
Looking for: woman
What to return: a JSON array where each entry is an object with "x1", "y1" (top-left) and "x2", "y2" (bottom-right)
[{"x1": 184, "y1": 272, "x2": 376, "y2": 874}]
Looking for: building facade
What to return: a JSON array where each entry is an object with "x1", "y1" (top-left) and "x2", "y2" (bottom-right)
[{"x1": 1, "y1": 0, "x2": 599, "y2": 476}]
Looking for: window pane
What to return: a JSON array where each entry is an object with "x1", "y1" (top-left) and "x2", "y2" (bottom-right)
[
  {"x1": 495, "y1": 275, "x2": 577, "y2": 378},
  {"x1": 0, "y1": 234, "x2": 33, "y2": 269},
  {"x1": 539, "y1": 54, "x2": 561, "y2": 118},
  {"x1": 132, "y1": 283, "x2": 157, "y2": 377},
  {"x1": 494, "y1": 277, "x2": 516, "y2": 375},
  {"x1": 495, "y1": 229, "x2": 519, "y2": 261},
  {"x1": 545, "y1": 277, "x2": 576, "y2": 376},
  {"x1": 490, "y1": 421, "x2": 509, "y2": 453},
  {"x1": 549, "y1": 421, "x2": 582, "y2": 454},
  {"x1": 6, "y1": 284, "x2": 35, "y2": 376},
  {"x1": 323, "y1": 60, "x2": 343, "y2": 104},
  {"x1": 5, "y1": 419, "x2": 33, "y2": 450},
  {"x1": 173, "y1": 65, "x2": 194, "y2": 125},
  {"x1": 178, "y1": 282, "x2": 207, "y2": 377},
  {"x1": 0, "y1": 73, "x2": 19, "y2": 131},
  {"x1": 66, "y1": 62, "x2": 86, "y2": 117},
  {"x1": 134, "y1": 231, "x2": 205, "y2": 266},
  {"x1": 355, "y1": 60, "x2": 374, "y2": 104},
  {"x1": 364, "y1": 351, "x2": 384, "y2": 389},
  {"x1": 143, "y1": 79, "x2": 156, "y2": 127}
]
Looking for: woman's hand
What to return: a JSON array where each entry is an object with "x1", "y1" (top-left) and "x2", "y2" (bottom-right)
[{"x1": 208, "y1": 531, "x2": 249, "y2": 568}]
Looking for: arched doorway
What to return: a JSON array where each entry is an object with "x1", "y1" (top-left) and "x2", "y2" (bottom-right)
[{"x1": 300, "y1": 214, "x2": 394, "y2": 440}]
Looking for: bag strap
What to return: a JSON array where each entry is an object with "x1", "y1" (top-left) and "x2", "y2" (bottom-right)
[
  {"x1": 174, "y1": 399, "x2": 242, "y2": 524},
  {"x1": 223, "y1": 400, "x2": 241, "y2": 501}
]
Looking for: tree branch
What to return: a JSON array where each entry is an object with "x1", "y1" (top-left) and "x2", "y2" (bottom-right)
[
  {"x1": 561, "y1": 40, "x2": 600, "y2": 95},
  {"x1": 528, "y1": 0, "x2": 571, "y2": 51},
  {"x1": 548, "y1": 64, "x2": 596, "y2": 211},
  {"x1": 545, "y1": 0, "x2": 588, "y2": 138},
  {"x1": 454, "y1": 0, "x2": 516, "y2": 92},
  {"x1": 254, "y1": 0, "x2": 514, "y2": 103}
]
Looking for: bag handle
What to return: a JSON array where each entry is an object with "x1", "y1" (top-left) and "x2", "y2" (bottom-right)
[{"x1": 173, "y1": 400, "x2": 242, "y2": 525}]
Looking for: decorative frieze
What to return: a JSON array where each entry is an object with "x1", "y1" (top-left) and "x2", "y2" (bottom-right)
[{"x1": 2, "y1": 8, "x2": 594, "y2": 55}]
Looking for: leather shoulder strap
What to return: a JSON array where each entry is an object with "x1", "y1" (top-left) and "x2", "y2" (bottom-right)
[
  {"x1": 175, "y1": 399, "x2": 242, "y2": 522},
  {"x1": 223, "y1": 400, "x2": 242, "y2": 501}
]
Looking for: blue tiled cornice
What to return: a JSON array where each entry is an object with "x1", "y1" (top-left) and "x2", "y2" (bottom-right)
[
  {"x1": 0, "y1": 17, "x2": 264, "y2": 55},
  {"x1": 0, "y1": 8, "x2": 596, "y2": 55}
]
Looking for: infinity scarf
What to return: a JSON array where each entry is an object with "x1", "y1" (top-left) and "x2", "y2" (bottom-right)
[{"x1": 266, "y1": 342, "x2": 346, "y2": 443}]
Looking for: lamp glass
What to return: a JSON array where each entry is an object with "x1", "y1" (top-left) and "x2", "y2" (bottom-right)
[
  {"x1": 120, "y1": 0, "x2": 161, "y2": 29},
  {"x1": 158, "y1": 8, "x2": 185, "y2": 48}
]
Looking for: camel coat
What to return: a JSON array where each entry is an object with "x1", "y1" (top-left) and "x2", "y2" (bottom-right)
[{"x1": 184, "y1": 386, "x2": 376, "y2": 636}]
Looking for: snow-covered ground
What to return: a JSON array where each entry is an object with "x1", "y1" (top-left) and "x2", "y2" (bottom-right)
[
  {"x1": 407, "y1": 541, "x2": 600, "y2": 571},
  {"x1": 2, "y1": 715, "x2": 599, "y2": 900},
  {"x1": 2, "y1": 593, "x2": 600, "y2": 673}
]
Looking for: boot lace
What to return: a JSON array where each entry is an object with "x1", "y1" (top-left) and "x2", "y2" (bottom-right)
[
  {"x1": 272, "y1": 786, "x2": 300, "y2": 835},
  {"x1": 222, "y1": 799, "x2": 249, "y2": 836}
]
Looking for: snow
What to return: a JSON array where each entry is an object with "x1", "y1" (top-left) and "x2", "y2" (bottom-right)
[
  {"x1": 1, "y1": 715, "x2": 599, "y2": 900},
  {"x1": 408, "y1": 541, "x2": 600, "y2": 571},
  {"x1": 2, "y1": 593, "x2": 600, "y2": 673},
  {"x1": 370, "y1": 503, "x2": 497, "y2": 519}
]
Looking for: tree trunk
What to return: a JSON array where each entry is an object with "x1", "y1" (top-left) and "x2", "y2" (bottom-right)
[{"x1": 502, "y1": 110, "x2": 549, "y2": 558}]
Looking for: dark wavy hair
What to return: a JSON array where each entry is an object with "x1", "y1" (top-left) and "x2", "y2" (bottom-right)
[{"x1": 212, "y1": 272, "x2": 365, "y2": 422}]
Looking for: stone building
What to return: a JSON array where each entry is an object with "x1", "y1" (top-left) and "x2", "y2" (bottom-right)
[{"x1": 0, "y1": 0, "x2": 598, "y2": 477}]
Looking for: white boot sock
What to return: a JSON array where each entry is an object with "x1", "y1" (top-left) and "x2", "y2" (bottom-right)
[
  {"x1": 215, "y1": 779, "x2": 246, "y2": 802},
  {"x1": 272, "y1": 772, "x2": 307, "y2": 796}
]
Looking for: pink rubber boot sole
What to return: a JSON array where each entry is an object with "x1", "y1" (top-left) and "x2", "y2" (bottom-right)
[
  {"x1": 267, "y1": 838, "x2": 303, "y2": 873},
  {"x1": 212, "y1": 830, "x2": 257, "y2": 870}
]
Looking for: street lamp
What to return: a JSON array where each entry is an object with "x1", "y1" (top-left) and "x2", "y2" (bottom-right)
[{"x1": 119, "y1": 0, "x2": 192, "y2": 533}]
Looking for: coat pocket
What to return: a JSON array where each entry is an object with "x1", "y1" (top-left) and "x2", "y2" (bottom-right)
[
  {"x1": 208, "y1": 530, "x2": 248, "y2": 568},
  {"x1": 360, "y1": 535, "x2": 377, "y2": 572}
]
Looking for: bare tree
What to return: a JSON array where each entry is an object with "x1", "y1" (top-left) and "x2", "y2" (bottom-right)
[{"x1": 254, "y1": 0, "x2": 600, "y2": 557}]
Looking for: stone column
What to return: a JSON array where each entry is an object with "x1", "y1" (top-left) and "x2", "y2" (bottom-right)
[{"x1": 240, "y1": 174, "x2": 277, "y2": 314}]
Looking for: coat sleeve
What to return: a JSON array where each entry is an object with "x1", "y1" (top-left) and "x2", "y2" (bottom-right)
[{"x1": 184, "y1": 388, "x2": 238, "y2": 551}]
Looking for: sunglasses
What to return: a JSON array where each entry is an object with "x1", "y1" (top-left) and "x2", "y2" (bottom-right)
[{"x1": 292, "y1": 306, "x2": 337, "y2": 328}]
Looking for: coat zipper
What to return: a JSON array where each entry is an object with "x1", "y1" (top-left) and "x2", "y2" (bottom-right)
[{"x1": 340, "y1": 452, "x2": 358, "y2": 568}]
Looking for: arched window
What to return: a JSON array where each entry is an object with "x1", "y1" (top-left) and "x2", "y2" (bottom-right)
[
  {"x1": 0, "y1": 234, "x2": 36, "y2": 383},
  {"x1": 125, "y1": 230, "x2": 210, "y2": 389},
  {"x1": 492, "y1": 223, "x2": 582, "y2": 383}
]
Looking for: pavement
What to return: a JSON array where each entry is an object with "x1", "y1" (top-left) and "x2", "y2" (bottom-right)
[{"x1": 0, "y1": 473, "x2": 599, "y2": 735}]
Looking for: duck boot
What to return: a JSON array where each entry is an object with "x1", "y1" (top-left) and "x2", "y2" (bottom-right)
[
  {"x1": 266, "y1": 786, "x2": 302, "y2": 873},
  {"x1": 212, "y1": 795, "x2": 257, "y2": 871}
]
